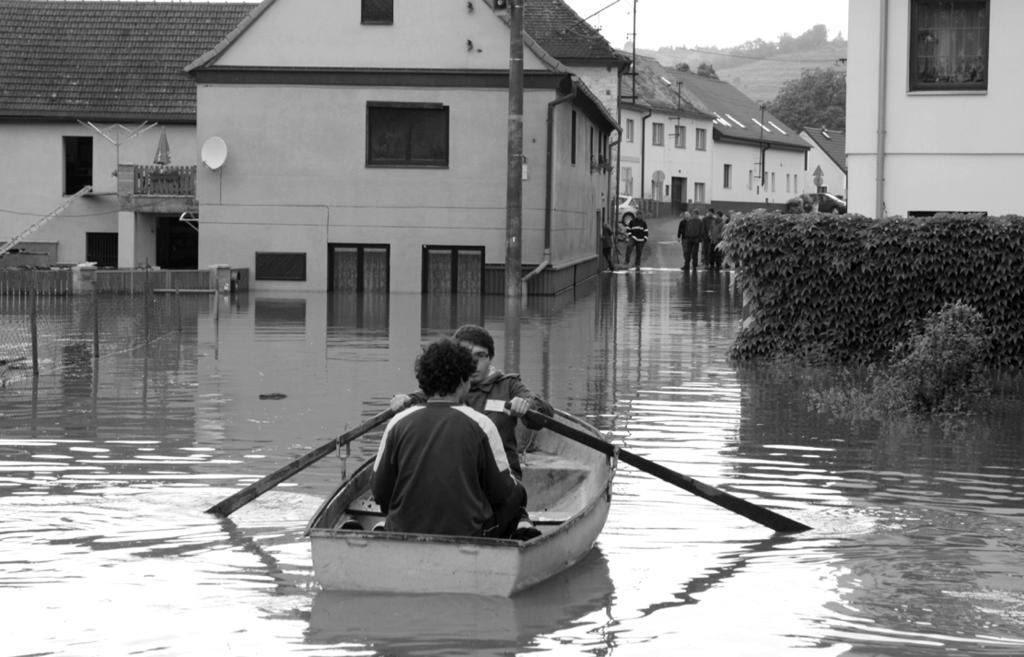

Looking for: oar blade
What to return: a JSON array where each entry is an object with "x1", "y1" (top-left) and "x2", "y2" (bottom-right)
[{"x1": 525, "y1": 409, "x2": 811, "y2": 534}]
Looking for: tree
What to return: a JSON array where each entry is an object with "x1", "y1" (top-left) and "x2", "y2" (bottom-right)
[
  {"x1": 766, "y1": 67, "x2": 846, "y2": 132},
  {"x1": 696, "y1": 62, "x2": 719, "y2": 79}
]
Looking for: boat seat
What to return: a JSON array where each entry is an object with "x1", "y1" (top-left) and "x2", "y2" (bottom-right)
[{"x1": 521, "y1": 451, "x2": 591, "y2": 513}]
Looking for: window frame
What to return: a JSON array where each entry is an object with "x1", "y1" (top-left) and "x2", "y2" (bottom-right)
[
  {"x1": 652, "y1": 122, "x2": 665, "y2": 146},
  {"x1": 674, "y1": 125, "x2": 686, "y2": 149},
  {"x1": 909, "y1": 0, "x2": 989, "y2": 92},
  {"x1": 366, "y1": 101, "x2": 449, "y2": 168},
  {"x1": 695, "y1": 128, "x2": 707, "y2": 151},
  {"x1": 361, "y1": 0, "x2": 394, "y2": 25},
  {"x1": 63, "y1": 136, "x2": 93, "y2": 196},
  {"x1": 723, "y1": 164, "x2": 732, "y2": 189},
  {"x1": 255, "y1": 252, "x2": 307, "y2": 282}
]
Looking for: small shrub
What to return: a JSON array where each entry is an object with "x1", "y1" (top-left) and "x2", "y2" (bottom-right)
[
  {"x1": 806, "y1": 302, "x2": 993, "y2": 421},
  {"x1": 873, "y1": 302, "x2": 991, "y2": 415}
]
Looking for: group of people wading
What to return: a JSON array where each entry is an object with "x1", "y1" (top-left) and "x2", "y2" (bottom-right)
[{"x1": 677, "y1": 208, "x2": 727, "y2": 273}]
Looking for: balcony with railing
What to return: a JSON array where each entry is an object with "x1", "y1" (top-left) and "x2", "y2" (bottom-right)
[{"x1": 116, "y1": 163, "x2": 197, "y2": 214}]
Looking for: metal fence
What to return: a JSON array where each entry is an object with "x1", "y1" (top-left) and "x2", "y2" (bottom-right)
[
  {"x1": 0, "y1": 272, "x2": 214, "y2": 386},
  {"x1": 0, "y1": 268, "x2": 216, "y2": 296}
]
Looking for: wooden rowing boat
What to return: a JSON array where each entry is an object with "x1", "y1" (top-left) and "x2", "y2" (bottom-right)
[{"x1": 306, "y1": 409, "x2": 616, "y2": 596}]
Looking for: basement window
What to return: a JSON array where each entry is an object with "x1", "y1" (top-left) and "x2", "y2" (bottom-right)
[{"x1": 361, "y1": 0, "x2": 393, "y2": 24}]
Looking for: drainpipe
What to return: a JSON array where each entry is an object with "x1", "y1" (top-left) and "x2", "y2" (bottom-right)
[
  {"x1": 875, "y1": 0, "x2": 889, "y2": 219},
  {"x1": 639, "y1": 106, "x2": 652, "y2": 212},
  {"x1": 524, "y1": 80, "x2": 577, "y2": 284},
  {"x1": 608, "y1": 130, "x2": 622, "y2": 223}
]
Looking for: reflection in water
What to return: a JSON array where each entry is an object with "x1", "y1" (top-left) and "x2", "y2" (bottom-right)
[
  {"x1": 3, "y1": 271, "x2": 1024, "y2": 655},
  {"x1": 306, "y1": 549, "x2": 614, "y2": 656}
]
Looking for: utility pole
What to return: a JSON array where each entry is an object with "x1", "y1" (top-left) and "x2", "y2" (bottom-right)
[{"x1": 505, "y1": 0, "x2": 524, "y2": 299}]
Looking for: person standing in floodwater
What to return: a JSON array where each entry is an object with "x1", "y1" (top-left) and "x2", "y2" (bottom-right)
[{"x1": 625, "y1": 214, "x2": 649, "y2": 270}]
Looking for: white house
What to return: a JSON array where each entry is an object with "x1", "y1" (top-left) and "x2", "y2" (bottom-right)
[
  {"x1": 620, "y1": 56, "x2": 808, "y2": 215},
  {"x1": 0, "y1": 1, "x2": 253, "y2": 269},
  {"x1": 799, "y1": 126, "x2": 847, "y2": 199},
  {"x1": 187, "y1": 0, "x2": 624, "y2": 295},
  {"x1": 847, "y1": 0, "x2": 1023, "y2": 217},
  {"x1": 618, "y1": 55, "x2": 714, "y2": 215}
]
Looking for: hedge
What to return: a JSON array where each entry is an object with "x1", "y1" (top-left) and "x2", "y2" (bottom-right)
[{"x1": 720, "y1": 212, "x2": 1024, "y2": 369}]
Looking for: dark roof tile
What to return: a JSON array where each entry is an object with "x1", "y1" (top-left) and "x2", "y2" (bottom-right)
[
  {"x1": 802, "y1": 126, "x2": 847, "y2": 171},
  {"x1": 0, "y1": 0, "x2": 255, "y2": 122}
]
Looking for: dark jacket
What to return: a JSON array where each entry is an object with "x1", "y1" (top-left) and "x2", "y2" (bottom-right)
[
  {"x1": 627, "y1": 217, "x2": 649, "y2": 244},
  {"x1": 372, "y1": 402, "x2": 521, "y2": 536},
  {"x1": 404, "y1": 368, "x2": 553, "y2": 478}
]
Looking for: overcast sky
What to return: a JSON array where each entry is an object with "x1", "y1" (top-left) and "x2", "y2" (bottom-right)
[{"x1": 563, "y1": 0, "x2": 849, "y2": 50}]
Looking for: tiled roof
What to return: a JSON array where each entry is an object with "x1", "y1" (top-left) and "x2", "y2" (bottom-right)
[
  {"x1": 0, "y1": 0, "x2": 255, "y2": 122},
  {"x1": 619, "y1": 55, "x2": 710, "y2": 119},
  {"x1": 191, "y1": 0, "x2": 626, "y2": 71},
  {"x1": 801, "y1": 126, "x2": 847, "y2": 172},
  {"x1": 523, "y1": 0, "x2": 625, "y2": 64},
  {"x1": 627, "y1": 56, "x2": 807, "y2": 151}
]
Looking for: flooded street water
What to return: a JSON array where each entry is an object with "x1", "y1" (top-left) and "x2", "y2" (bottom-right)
[{"x1": 4, "y1": 228, "x2": 1024, "y2": 655}]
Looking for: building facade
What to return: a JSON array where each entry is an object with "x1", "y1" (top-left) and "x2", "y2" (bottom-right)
[
  {"x1": 188, "y1": 0, "x2": 623, "y2": 294},
  {"x1": 619, "y1": 56, "x2": 807, "y2": 215},
  {"x1": 800, "y1": 127, "x2": 848, "y2": 199},
  {"x1": 0, "y1": 1, "x2": 253, "y2": 269},
  {"x1": 848, "y1": 0, "x2": 1021, "y2": 217}
]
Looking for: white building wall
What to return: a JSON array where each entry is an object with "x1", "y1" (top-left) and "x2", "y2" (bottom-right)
[
  {"x1": 848, "y1": 0, "x2": 1024, "y2": 217},
  {"x1": 616, "y1": 106, "x2": 713, "y2": 208},
  {"x1": 0, "y1": 121, "x2": 197, "y2": 264}
]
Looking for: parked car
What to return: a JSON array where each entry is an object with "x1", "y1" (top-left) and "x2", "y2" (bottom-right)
[
  {"x1": 618, "y1": 195, "x2": 640, "y2": 223},
  {"x1": 813, "y1": 192, "x2": 847, "y2": 214},
  {"x1": 785, "y1": 192, "x2": 848, "y2": 214}
]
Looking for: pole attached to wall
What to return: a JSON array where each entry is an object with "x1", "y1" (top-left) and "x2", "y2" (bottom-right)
[
  {"x1": 875, "y1": 0, "x2": 890, "y2": 219},
  {"x1": 505, "y1": 0, "x2": 524, "y2": 299}
]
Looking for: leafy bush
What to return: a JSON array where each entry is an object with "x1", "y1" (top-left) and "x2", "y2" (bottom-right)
[
  {"x1": 805, "y1": 302, "x2": 992, "y2": 419},
  {"x1": 874, "y1": 302, "x2": 991, "y2": 414},
  {"x1": 721, "y1": 212, "x2": 1024, "y2": 369}
]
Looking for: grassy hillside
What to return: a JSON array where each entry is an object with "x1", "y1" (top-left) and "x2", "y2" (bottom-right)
[{"x1": 641, "y1": 41, "x2": 847, "y2": 103}]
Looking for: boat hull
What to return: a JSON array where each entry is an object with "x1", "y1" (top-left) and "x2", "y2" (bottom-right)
[{"x1": 307, "y1": 410, "x2": 614, "y2": 596}]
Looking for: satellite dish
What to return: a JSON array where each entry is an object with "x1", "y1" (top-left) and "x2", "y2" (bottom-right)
[{"x1": 201, "y1": 136, "x2": 227, "y2": 170}]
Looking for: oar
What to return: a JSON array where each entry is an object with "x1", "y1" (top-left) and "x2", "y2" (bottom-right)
[
  {"x1": 206, "y1": 407, "x2": 399, "y2": 517},
  {"x1": 524, "y1": 409, "x2": 811, "y2": 534}
]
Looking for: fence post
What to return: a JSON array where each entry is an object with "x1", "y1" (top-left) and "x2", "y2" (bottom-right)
[
  {"x1": 30, "y1": 272, "x2": 39, "y2": 376},
  {"x1": 92, "y1": 284, "x2": 100, "y2": 359},
  {"x1": 175, "y1": 281, "x2": 182, "y2": 332},
  {"x1": 144, "y1": 268, "x2": 151, "y2": 344}
]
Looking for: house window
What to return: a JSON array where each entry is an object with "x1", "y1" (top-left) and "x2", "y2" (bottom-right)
[
  {"x1": 329, "y1": 243, "x2": 389, "y2": 293},
  {"x1": 723, "y1": 164, "x2": 732, "y2": 189},
  {"x1": 64, "y1": 136, "x2": 92, "y2": 195},
  {"x1": 771, "y1": 172, "x2": 776, "y2": 193},
  {"x1": 910, "y1": 0, "x2": 988, "y2": 91},
  {"x1": 674, "y1": 125, "x2": 686, "y2": 148},
  {"x1": 623, "y1": 167, "x2": 634, "y2": 195},
  {"x1": 626, "y1": 119, "x2": 634, "y2": 143},
  {"x1": 652, "y1": 122, "x2": 664, "y2": 146},
  {"x1": 694, "y1": 182, "x2": 706, "y2": 203},
  {"x1": 367, "y1": 102, "x2": 448, "y2": 167},
  {"x1": 86, "y1": 232, "x2": 116, "y2": 268},
  {"x1": 695, "y1": 128, "x2": 707, "y2": 151},
  {"x1": 571, "y1": 111, "x2": 577, "y2": 165},
  {"x1": 748, "y1": 170, "x2": 754, "y2": 190},
  {"x1": 786, "y1": 173, "x2": 791, "y2": 193},
  {"x1": 361, "y1": 0, "x2": 393, "y2": 24},
  {"x1": 422, "y1": 245, "x2": 483, "y2": 295},
  {"x1": 255, "y1": 252, "x2": 307, "y2": 281}
]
